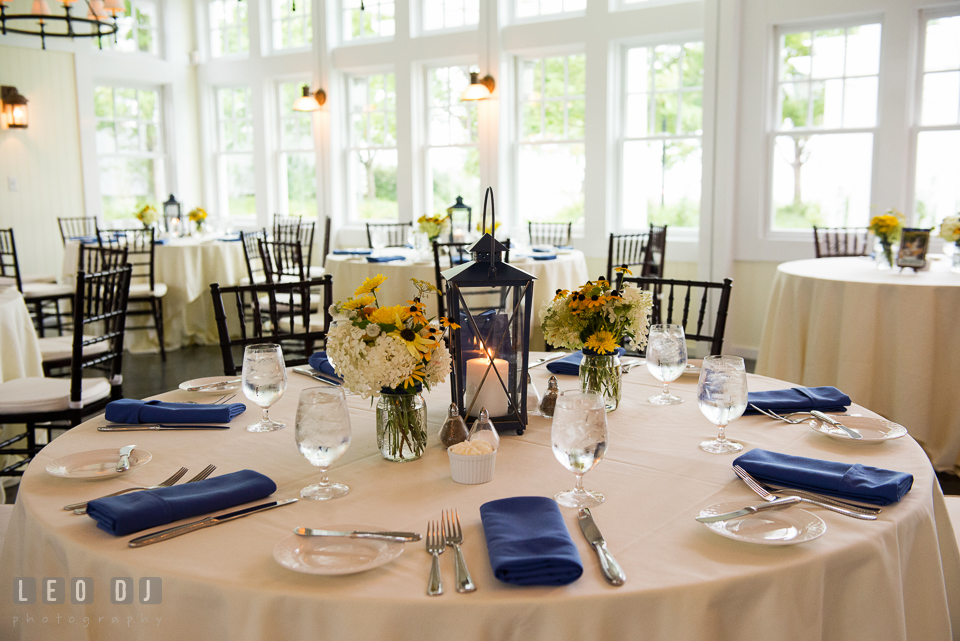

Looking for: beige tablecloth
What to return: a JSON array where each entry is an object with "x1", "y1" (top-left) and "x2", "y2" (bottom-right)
[
  {"x1": 2, "y1": 358, "x2": 958, "y2": 640},
  {"x1": 756, "y1": 256, "x2": 960, "y2": 472},
  {"x1": 326, "y1": 250, "x2": 590, "y2": 349},
  {"x1": 0, "y1": 288, "x2": 42, "y2": 382},
  {"x1": 62, "y1": 238, "x2": 247, "y2": 353}
]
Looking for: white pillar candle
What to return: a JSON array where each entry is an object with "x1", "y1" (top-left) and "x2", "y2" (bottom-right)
[{"x1": 465, "y1": 354, "x2": 510, "y2": 417}]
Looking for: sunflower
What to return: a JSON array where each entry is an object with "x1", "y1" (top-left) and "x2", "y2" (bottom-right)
[
  {"x1": 614, "y1": 264, "x2": 633, "y2": 276},
  {"x1": 439, "y1": 317, "x2": 460, "y2": 329},
  {"x1": 584, "y1": 294, "x2": 606, "y2": 310},
  {"x1": 342, "y1": 294, "x2": 376, "y2": 310},
  {"x1": 367, "y1": 305, "x2": 410, "y2": 326},
  {"x1": 584, "y1": 330, "x2": 618, "y2": 354},
  {"x1": 553, "y1": 289, "x2": 569, "y2": 302},
  {"x1": 401, "y1": 364, "x2": 427, "y2": 389},
  {"x1": 390, "y1": 327, "x2": 435, "y2": 359},
  {"x1": 405, "y1": 299, "x2": 428, "y2": 326},
  {"x1": 355, "y1": 274, "x2": 387, "y2": 297}
]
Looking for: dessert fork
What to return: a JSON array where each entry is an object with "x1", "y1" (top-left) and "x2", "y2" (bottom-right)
[
  {"x1": 64, "y1": 466, "x2": 188, "y2": 512},
  {"x1": 426, "y1": 520, "x2": 444, "y2": 596},
  {"x1": 733, "y1": 465, "x2": 877, "y2": 520},
  {"x1": 749, "y1": 405, "x2": 815, "y2": 424},
  {"x1": 443, "y1": 509, "x2": 476, "y2": 593},
  {"x1": 71, "y1": 464, "x2": 217, "y2": 515}
]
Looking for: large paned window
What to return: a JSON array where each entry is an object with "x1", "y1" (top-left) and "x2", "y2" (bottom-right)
[
  {"x1": 272, "y1": 0, "x2": 312, "y2": 51},
  {"x1": 770, "y1": 23, "x2": 881, "y2": 229},
  {"x1": 209, "y1": 0, "x2": 249, "y2": 57},
  {"x1": 914, "y1": 14, "x2": 960, "y2": 228},
  {"x1": 426, "y1": 66, "x2": 479, "y2": 216},
  {"x1": 514, "y1": 0, "x2": 585, "y2": 21},
  {"x1": 278, "y1": 82, "x2": 317, "y2": 217},
  {"x1": 94, "y1": 86, "x2": 165, "y2": 220},
  {"x1": 347, "y1": 72, "x2": 397, "y2": 220},
  {"x1": 216, "y1": 87, "x2": 256, "y2": 219},
  {"x1": 343, "y1": 0, "x2": 395, "y2": 41},
  {"x1": 517, "y1": 53, "x2": 585, "y2": 225},
  {"x1": 621, "y1": 41, "x2": 703, "y2": 230},
  {"x1": 423, "y1": 0, "x2": 479, "y2": 32},
  {"x1": 97, "y1": 0, "x2": 159, "y2": 54}
]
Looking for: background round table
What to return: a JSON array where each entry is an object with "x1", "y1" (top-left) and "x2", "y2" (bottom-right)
[
  {"x1": 2, "y1": 357, "x2": 958, "y2": 640},
  {"x1": 0, "y1": 288, "x2": 42, "y2": 382},
  {"x1": 756, "y1": 255, "x2": 960, "y2": 472}
]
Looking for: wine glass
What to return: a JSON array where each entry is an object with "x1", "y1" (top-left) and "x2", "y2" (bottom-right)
[
  {"x1": 645, "y1": 324, "x2": 687, "y2": 405},
  {"x1": 697, "y1": 355, "x2": 748, "y2": 454},
  {"x1": 295, "y1": 387, "x2": 352, "y2": 500},
  {"x1": 370, "y1": 228, "x2": 387, "y2": 257},
  {"x1": 242, "y1": 343, "x2": 288, "y2": 432},
  {"x1": 551, "y1": 391, "x2": 608, "y2": 508}
]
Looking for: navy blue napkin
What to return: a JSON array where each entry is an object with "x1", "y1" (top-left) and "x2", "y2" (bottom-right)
[
  {"x1": 531, "y1": 247, "x2": 552, "y2": 253},
  {"x1": 366, "y1": 255, "x2": 405, "y2": 263},
  {"x1": 744, "y1": 386, "x2": 851, "y2": 415},
  {"x1": 333, "y1": 249, "x2": 373, "y2": 255},
  {"x1": 69, "y1": 235, "x2": 100, "y2": 244},
  {"x1": 86, "y1": 470, "x2": 277, "y2": 536},
  {"x1": 153, "y1": 239, "x2": 167, "y2": 245},
  {"x1": 307, "y1": 352, "x2": 343, "y2": 380},
  {"x1": 734, "y1": 448, "x2": 913, "y2": 506},
  {"x1": 105, "y1": 399, "x2": 246, "y2": 424},
  {"x1": 546, "y1": 348, "x2": 627, "y2": 376},
  {"x1": 480, "y1": 496, "x2": 583, "y2": 586},
  {"x1": 532, "y1": 255, "x2": 558, "y2": 261},
  {"x1": 218, "y1": 235, "x2": 242, "y2": 242}
]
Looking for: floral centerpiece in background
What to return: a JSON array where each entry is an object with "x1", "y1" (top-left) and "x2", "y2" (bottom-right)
[
  {"x1": 476, "y1": 221, "x2": 502, "y2": 238},
  {"x1": 188, "y1": 207, "x2": 207, "y2": 233},
  {"x1": 939, "y1": 213, "x2": 960, "y2": 272},
  {"x1": 135, "y1": 204, "x2": 159, "y2": 230},
  {"x1": 417, "y1": 214, "x2": 450, "y2": 244},
  {"x1": 869, "y1": 209, "x2": 904, "y2": 270},
  {"x1": 327, "y1": 275, "x2": 455, "y2": 461},
  {"x1": 540, "y1": 266, "x2": 653, "y2": 411}
]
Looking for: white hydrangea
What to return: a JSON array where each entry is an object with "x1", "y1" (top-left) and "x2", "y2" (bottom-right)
[{"x1": 940, "y1": 214, "x2": 960, "y2": 243}]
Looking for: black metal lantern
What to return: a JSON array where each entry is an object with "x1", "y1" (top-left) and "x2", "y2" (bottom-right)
[
  {"x1": 442, "y1": 187, "x2": 535, "y2": 435},
  {"x1": 162, "y1": 194, "x2": 181, "y2": 232},
  {"x1": 446, "y1": 196, "x2": 472, "y2": 242}
]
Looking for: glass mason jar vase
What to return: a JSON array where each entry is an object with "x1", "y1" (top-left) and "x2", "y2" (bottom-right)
[
  {"x1": 876, "y1": 239, "x2": 897, "y2": 270},
  {"x1": 579, "y1": 352, "x2": 622, "y2": 412},
  {"x1": 952, "y1": 241, "x2": 960, "y2": 273},
  {"x1": 377, "y1": 388, "x2": 427, "y2": 462}
]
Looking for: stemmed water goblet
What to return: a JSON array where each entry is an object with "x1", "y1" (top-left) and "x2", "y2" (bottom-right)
[
  {"x1": 697, "y1": 355, "x2": 748, "y2": 454},
  {"x1": 295, "y1": 387, "x2": 352, "y2": 500},
  {"x1": 646, "y1": 324, "x2": 687, "y2": 405},
  {"x1": 242, "y1": 343, "x2": 288, "y2": 432},
  {"x1": 551, "y1": 391, "x2": 608, "y2": 508}
]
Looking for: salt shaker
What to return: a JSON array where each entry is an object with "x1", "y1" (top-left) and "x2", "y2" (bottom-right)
[
  {"x1": 439, "y1": 403, "x2": 469, "y2": 448},
  {"x1": 468, "y1": 408, "x2": 500, "y2": 449},
  {"x1": 527, "y1": 373, "x2": 541, "y2": 415},
  {"x1": 538, "y1": 376, "x2": 559, "y2": 418}
]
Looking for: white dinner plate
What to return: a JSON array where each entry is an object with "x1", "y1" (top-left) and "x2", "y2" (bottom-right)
[
  {"x1": 179, "y1": 376, "x2": 242, "y2": 394},
  {"x1": 698, "y1": 501, "x2": 826, "y2": 546},
  {"x1": 809, "y1": 415, "x2": 908, "y2": 444},
  {"x1": 46, "y1": 448, "x2": 152, "y2": 479},
  {"x1": 273, "y1": 525, "x2": 405, "y2": 575}
]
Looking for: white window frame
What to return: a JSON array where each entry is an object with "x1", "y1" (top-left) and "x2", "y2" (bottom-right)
[
  {"x1": 214, "y1": 85, "x2": 256, "y2": 219},
  {"x1": 344, "y1": 69, "x2": 399, "y2": 222},
  {"x1": 418, "y1": 0, "x2": 480, "y2": 36},
  {"x1": 511, "y1": 0, "x2": 586, "y2": 26},
  {"x1": 96, "y1": 0, "x2": 162, "y2": 57},
  {"x1": 276, "y1": 78, "x2": 318, "y2": 216},
  {"x1": 208, "y1": 0, "x2": 250, "y2": 59},
  {"x1": 340, "y1": 0, "x2": 396, "y2": 44},
  {"x1": 267, "y1": 0, "x2": 313, "y2": 54}
]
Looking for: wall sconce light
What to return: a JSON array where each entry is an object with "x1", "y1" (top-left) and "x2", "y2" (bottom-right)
[
  {"x1": 461, "y1": 72, "x2": 495, "y2": 101},
  {"x1": 1, "y1": 86, "x2": 28, "y2": 129},
  {"x1": 292, "y1": 85, "x2": 326, "y2": 112}
]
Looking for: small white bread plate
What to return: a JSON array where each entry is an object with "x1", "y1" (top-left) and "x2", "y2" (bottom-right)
[
  {"x1": 46, "y1": 448, "x2": 152, "y2": 479},
  {"x1": 698, "y1": 501, "x2": 826, "y2": 546},
  {"x1": 178, "y1": 377, "x2": 241, "y2": 394},
  {"x1": 810, "y1": 415, "x2": 908, "y2": 444},
  {"x1": 273, "y1": 525, "x2": 404, "y2": 575}
]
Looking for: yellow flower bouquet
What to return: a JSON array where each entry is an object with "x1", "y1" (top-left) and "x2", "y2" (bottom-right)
[
  {"x1": 417, "y1": 214, "x2": 450, "y2": 242},
  {"x1": 869, "y1": 209, "x2": 904, "y2": 269},
  {"x1": 188, "y1": 207, "x2": 207, "y2": 232},
  {"x1": 135, "y1": 204, "x2": 159, "y2": 229}
]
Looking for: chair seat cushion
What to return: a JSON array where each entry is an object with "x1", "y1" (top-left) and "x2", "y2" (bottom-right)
[
  {"x1": 129, "y1": 282, "x2": 168, "y2": 298},
  {"x1": 0, "y1": 274, "x2": 57, "y2": 286},
  {"x1": 38, "y1": 336, "x2": 110, "y2": 363},
  {"x1": 307, "y1": 266, "x2": 326, "y2": 278},
  {"x1": 21, "y1": 282, "x2": 74, "y2": 299},
  {"x1": 0, "y1": 377, "x2": 113, "y2": 414}
]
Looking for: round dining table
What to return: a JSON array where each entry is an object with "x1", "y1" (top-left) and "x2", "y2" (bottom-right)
[
  {"x1": 2, "y1": 355, "x2": 958, "y2": 640},
  {"x1": 756, "y1": 255, "x2": 960, "y2": 472}
]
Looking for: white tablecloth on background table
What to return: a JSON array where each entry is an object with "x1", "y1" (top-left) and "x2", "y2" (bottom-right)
[
  {"x1": 756, "y1": 256, "x2": 960, "y2": 471},
  {"x1": 326, "y1": 250, "x2": 590, "y2": 349},
  {"x1": 62, "y1": 238, "x2": 247, "y2": 353},
  {"x1": 2, "y1": 356, "x2": 958, "y2": 640},
  {"x1": 0, "y1": 288, "x2": 42, "y2": 382}
]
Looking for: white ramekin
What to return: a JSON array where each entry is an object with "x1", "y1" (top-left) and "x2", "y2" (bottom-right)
[{"x1": 447, "y1": 448, "x2": 497, "y2": 484}]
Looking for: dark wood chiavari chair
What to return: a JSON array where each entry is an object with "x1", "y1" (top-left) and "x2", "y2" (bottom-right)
[
  {"x1": 812, "y1": 227, "x2": 872, "y2": 258},
  {"x1": 366, "y1": 222, "x2": 413, "y2": 248},
  {"x1": 528, "y1": 221, "x2": 572, "y2": 247}
]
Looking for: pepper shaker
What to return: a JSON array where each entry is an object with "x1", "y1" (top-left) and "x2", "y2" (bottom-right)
[
  {"x1": 538, "y1": 376, "x2": 559, "y2": 418},
  {"x1": 439, "y1": 403, "x2": 469, "y2": 448}
]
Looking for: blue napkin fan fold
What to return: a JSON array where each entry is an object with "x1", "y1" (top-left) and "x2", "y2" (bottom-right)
[
  {"x1": 307, "y1": 352, "x2": 343, "y2": 380},
  {"x1": 546, "y1": 348, "x2": 627, "y2": 376},
  {"x1": 744, "y1": 386, "x2": 851, "y2": 415},
  {"x1": 105, "y1": 399, "x2": 245, "y2": 424}
]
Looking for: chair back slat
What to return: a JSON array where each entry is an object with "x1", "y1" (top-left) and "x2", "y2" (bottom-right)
[
  {"x1": 98, "y1": 229, "x2": 156, "y2": 291},
  {"x1": 0, "y1": 229, "x2": 23, "y2": 291},
  {"x1": 606, "y1": 232, "x2": 648, "y2": 282},
  {"x1": 813, "y1": 227, "x2": 871, "y2": 258},
  {"x1": 321, "y1": 216, "x2": 332, "y2": 268},
  {"x1": 528, "y1": 222, "x2": 572, "y2": 247},
  {"x1": 366, "y1": 222, "x2": 413, "y2": 248},
  {"x1": 241, "y1": 229, "x2": 268, "y2": 283},
  {"x1": 641, "y1": 224, "x2": 667, "y2": 277},
  {"x1": 58, "y1": 217, "x2": 99, "y2": 245},
  {"x1": 79, "y1": 245, "x2": 127, "y2": 274},
  {"x1": 259, "y1": 239, "x2": 305, "y2": 283}
]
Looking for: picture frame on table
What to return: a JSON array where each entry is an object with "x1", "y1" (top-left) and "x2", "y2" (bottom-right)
[{"x1": 897, "y1": 228, "x2": 931, "y2": 270}]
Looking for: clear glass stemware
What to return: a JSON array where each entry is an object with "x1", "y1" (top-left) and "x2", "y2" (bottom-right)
[
  {"x1": 551, "y1": 391, "x2": 608, "y2": 508},
  {"x1": 645, "y1": 324, "x2": 688, "y2": 405},
  {"x1": 295, "y1": 387, "x2": 352, "y2": 500},
  {"x1": 242, "y1": 343, "x2": 288, "y2": 432},
  {"x1": 697, "y1": 355, "x2": 748, "y2": 454}
]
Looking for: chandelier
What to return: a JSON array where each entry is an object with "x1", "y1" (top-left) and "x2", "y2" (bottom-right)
[{"x1": 0, "y1": 0, "x2": 125, "y2": 50}]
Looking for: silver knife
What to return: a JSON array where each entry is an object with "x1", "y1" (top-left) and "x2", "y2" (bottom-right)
[
  {"x1": 577, "y1": 508, "x2": 625, "y2": 586},
  {"x1": 293, "y1": 527, "x2": 421, "y2": 542},
  {"x1": 292, "y1": 367, "x2": 342, "y2": 386},
  {"x1": 529, "y1": 353, "x2": 568, "y2": 368},
  {"x1": 128, "y1": 498, "x2": 298, "y2": 547},
  {"x1": 116, "y1": 445, "x2": 136, "y2": 472},
  {"x1": 811, "y1": 411, "x2": 863, "y2": 439},
  {"x1": 99, "y1": 424, "x2": 231, "y2": 431},
  {"x1": 696, "y1": 496, "x2": 801, "y2": 523},
  {"x1": 186, "y1": 379, "x2": 241, "y2": 391}
]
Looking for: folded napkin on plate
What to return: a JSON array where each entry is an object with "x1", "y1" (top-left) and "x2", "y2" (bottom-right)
[
  {"x1": 333, "y1": 248, "x2": 373, "y2": 255},
  {"x1": 86, "y1": 469, "x2": 277, "y2": 536},
  {"x1": 366, "y1": 255, "x2": 405, "y2": 263},
  {"x1": 307, "y1": 352, "x2": 343, "y2": 380},
  {"x1": 744, "y1": 386, "x2": 851, "y2": 415},
  {"x1": 480, "y1": 496, "x2": 582, "y2": 586},
  {"x1": 105, "y1": 399, "x2": 246, "y2": 424},
  {"x1": 546, "y1": 348, "x2": 626, "y2": 376},
  {"x1": 734, "y1": 448, "x2": 913, "y2": 506}
]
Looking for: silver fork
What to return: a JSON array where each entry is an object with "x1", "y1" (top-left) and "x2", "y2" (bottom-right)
[
  {"x1": 426, "y1": 520, "x2": 444, "y2": 596},
  {"x1": 750, "y1": 404, "x2": 815, "y2": 424},
  {"x1": 64, "y1": 467, "x2": 188, "y2": 512},
  {"x1": 72, "y1": 465, "x2": 216, "y2": 515},
  {"x1": 217, "y1": 395, "x2": 236, "y2": 405},
  {"x1": 443, "y1": 509, "x2": 476, "y2": 593},
  {"x1": 733, "y1": 465, "x2": 878, "y2": 520}
]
